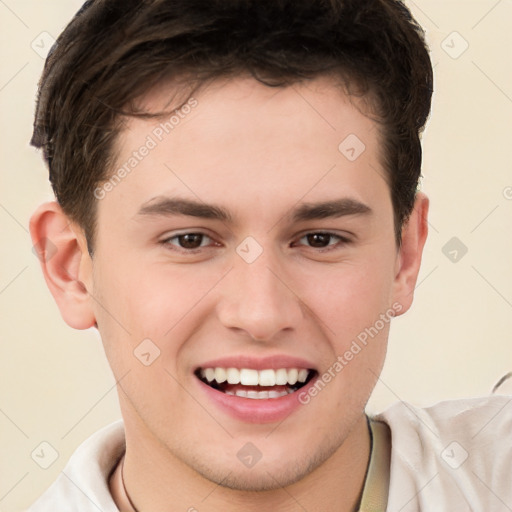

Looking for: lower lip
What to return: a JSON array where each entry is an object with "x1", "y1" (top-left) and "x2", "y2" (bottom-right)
[{"x1": 195, "y1": 375, "x2": 318, "y2": 424}]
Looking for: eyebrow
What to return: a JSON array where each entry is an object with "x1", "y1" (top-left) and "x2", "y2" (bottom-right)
[
  {"x1": 135, "y1": 196, "x2": 372, "y2": 223},
  {"x1": 290, "y1": 198, "x2": 372, "y2": 222},
  {"x1": 137, "y1": 197, "x2": 232, "y2": 222}
]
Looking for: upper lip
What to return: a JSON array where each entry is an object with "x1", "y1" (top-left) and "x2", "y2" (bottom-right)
[{"x1": 196, "y1": 355, "x2": 316, "y2": 371}]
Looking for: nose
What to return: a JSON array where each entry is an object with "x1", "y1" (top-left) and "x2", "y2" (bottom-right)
[{"x1": 217, "y1": 248, "x2": 304, "y2": 342}]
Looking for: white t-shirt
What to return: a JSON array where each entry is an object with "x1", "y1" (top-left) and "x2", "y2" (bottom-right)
[
  {"x1": 26, "y1": 395, "x2": 512, "y2": 511},
  {"x1": 376, "y1": 395, "x2": 512, "y2": 511}
]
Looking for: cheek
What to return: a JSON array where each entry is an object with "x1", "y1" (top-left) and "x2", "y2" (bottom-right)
[
  {"x1": 301, "y1": 257, "x2": 396, "y2": 341},
  {"x1": 91, "y1": 254, "x2": 227, "y2": 364}
]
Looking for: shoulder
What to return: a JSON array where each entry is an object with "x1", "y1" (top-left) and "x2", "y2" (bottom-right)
[
  {"x1": 374, "y1": 395, "x2": 512, "y2": 512},
  {"x1": 377, "y1": 394, "x2": 512, "y2": 445},
  {"x1": 26, "y1": 420, "x2": 125, "y2": 512}
]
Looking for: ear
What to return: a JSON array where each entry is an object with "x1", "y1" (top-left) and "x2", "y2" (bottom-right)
[
  {"x1": 29, "y1": 201, "x2": 96, "y2": 330},
  {"x1": 391, "y1": 192, "x2": 429, "y2": 315}
]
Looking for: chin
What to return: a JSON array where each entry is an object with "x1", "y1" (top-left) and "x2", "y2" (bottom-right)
[
  {"x1": 196, "y1": 463, "x2": 310, "y2": 492},
  {"x1": 187, "y1": 433, "x2": 343, "y2": 492}
]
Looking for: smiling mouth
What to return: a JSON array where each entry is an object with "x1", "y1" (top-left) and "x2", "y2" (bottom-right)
[{"x1": 195, "y1": 367, "x2": 317, "y2": 399}]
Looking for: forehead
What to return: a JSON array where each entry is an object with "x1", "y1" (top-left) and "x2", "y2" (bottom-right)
[{"x1": 100, "y1": 76, "x2": 389, "y2": 226}]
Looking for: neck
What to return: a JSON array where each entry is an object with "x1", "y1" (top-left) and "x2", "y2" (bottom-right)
[{"x1": 119, "y1": 412, "x2": 371, "y2": 512}]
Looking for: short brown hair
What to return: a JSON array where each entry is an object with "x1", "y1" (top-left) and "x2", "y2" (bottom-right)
[{"x1": 31, "y1": 0, "x2": 433, "y2": 253}]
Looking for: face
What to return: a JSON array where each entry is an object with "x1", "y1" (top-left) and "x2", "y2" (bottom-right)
[{"x1": 88, "y1": 76, "x2": 403, "y2": 490}]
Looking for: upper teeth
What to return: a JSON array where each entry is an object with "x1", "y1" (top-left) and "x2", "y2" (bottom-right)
[{"x1": 200, "y1": 367, "x2": 310, "y2": 386}]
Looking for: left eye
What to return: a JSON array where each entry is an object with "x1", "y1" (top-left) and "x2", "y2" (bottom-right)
[
  {"x1": 297, "y1": 232, "x2": 346, "y2": 249},
  {"x1": 163, "y1": 233, "x2": 213, "y2": 250}
]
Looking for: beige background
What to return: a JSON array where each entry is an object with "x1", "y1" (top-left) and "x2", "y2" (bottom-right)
[{"x1": 1, "y1": 1, "x2": 512, "y2": 510}]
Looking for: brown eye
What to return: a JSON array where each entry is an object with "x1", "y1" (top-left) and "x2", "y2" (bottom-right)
[
  {"x1": 305, "y1": 233, "x2": 333, "y2": 248},
  {"x1": 162, "y1": 232, "x2": 213, "y2": 251},
  {"x1": 177, "y1": 233, "x2": 204, "y2": 249},
  {"x1": 295, "y1": 232, "x2": 350, "y2": 251}
]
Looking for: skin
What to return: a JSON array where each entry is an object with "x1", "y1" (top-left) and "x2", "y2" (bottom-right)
[{"x1": 30, "y1": 76, "x2": 428, "y2": 511}]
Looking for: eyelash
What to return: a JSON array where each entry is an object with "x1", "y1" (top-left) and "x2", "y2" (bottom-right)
[{"x1": 160, "y1": 231, "x2": 351, "y2": 253}]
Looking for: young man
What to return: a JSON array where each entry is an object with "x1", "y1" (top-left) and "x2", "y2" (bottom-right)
[{"x1": 28, "y1": 0, "x2": 511, "y2": 510}]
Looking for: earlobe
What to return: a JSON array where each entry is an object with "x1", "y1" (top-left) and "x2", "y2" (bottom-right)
[
  {"x1": 392, "y1": 192, "x2": 429, "y2": 315},
  {"x1": 29, "y1": 201, "x2": 96, "y2": 330}
]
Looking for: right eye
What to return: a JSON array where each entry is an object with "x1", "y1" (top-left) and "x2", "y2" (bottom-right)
[{"x1": 161, "y1": 232, "x2": 216, "y2": 251}]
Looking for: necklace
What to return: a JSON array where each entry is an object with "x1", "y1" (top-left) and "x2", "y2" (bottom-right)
[{"x1": 120, "y1": 456, "x2": 140, "y2": 512}]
